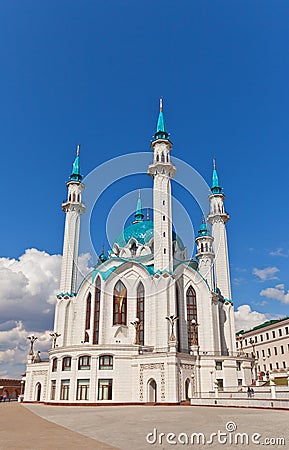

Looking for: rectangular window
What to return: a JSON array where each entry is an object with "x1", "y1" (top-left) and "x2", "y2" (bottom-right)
[
  {"x1": 262, "y1": 349, "x2": 265, "y2": 358},
  {"x1": 245, "y1": 339, "x2": 248, "y2": 346},
  {"x1": 281, "y1": 345, "x2": 284, "y2": 354},
  {"x1": 255, "y1": 336, "x2": 258, "y2": 343},
  {"x1": 256, "y1": 351, "x2": 259, "y2": 358},
  {"x1": 260, "y1": 335, "x2": 263, "y2": 342},
  {"x1": 269, "y1": 363, "x2": 273, "y2": 371},
  {"x1": 62, "y1": 357, "x2": 71, "y2": 371},
  {"x1": 50, "y1": 380, "x2": 56, "y2": 400},
  {"x1": 266, "y1": 333, "x2": 269, "y2": 340},
  {"x1": 263, "y1": 364, "x2": 266, "y2": 372},
  {"x1": 267, "y1": 348, "x2": 271, "y2": 357},
  {"x1": 163, "y1": 215, "x2": 165, "y2": 221},
  {"x1": 274, "y1": 347, "x2": 278, "y2": 355},
  {"x1": 279, "y1": 329, "x2": 282, "y2": 337},
  {"x1": 78, "y1": 355, "x2": 91, "y2": 370},
  {"x1": 236, "y1": 361, "x2": 241, "y2": 371},
  {"x1": 272, "y1": 330, "x2": 276, "y2": 338},
  {"x1": 285, "y1": 327, "x2": 289, "y2": 335},
  {"x1": 99, "y1": 355, "x2": 113, "y2": 370},
  {"x1": 215, "y1": 361, "x2": 223, "y2": 371},
  {"x1": 283, "y1": 361, "x2": 286, "y2": 369},
  {"x1": 60, "y1": 380, "x2": 70, "y2": 400},
  {"x1": 276, "y1": 362, "x2": 279, "y2": 369},
  {"x1": 76, "y1": 379, "x2": 90, "y2": 400},
  {"x1": 164, "y1": 248, "x2": 166, "y2": 254},
  {"x1": 238, "y1": 379, "x2": 242, "y2": 387},
  {"x1": 98, "y1": 379, "x2": 112, "y2": 400}
]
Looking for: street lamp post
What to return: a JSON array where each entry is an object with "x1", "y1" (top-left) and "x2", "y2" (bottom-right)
[
  {"x1": 50, "y1": 332, "x2": 61, "y2": 349},
  {"x1": 130, "y1": 318, "x2": 141, "y2": 345},
  {"x1": 27, "y1": 335, "x2": 38, "y2": 356}
]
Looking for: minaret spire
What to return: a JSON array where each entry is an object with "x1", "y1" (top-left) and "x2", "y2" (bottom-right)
[
  {"x1": 154, "y1": 98, "x2": 169, "y2": 140},
  {"x1": 70, "y1": 145, "x2": 82, "y2": 182},
  {"x1": 211, "y1": 158, "x2": 222, "y2": 194},
  {"x1": 134, "y1": 190, "x2": 144, "y2": 222}
]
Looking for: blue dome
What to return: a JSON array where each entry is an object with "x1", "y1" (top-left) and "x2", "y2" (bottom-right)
[
  {"x1": 114, "y1": 221, "x2": 154, "y2": 247},
  {"x1": 113, "y1": 220, "x2": 185, "y2": 251}
]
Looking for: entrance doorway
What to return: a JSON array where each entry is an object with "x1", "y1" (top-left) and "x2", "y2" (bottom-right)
[
  {"x1": 35, "y1": 383, "x2": 41, "y2": 401},
  {"x1": 147, "y1": 379, "x2": 157, "y2": 403}
]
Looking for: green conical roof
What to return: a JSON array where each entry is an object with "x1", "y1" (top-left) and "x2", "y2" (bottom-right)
[
  {"x1": 70, "y1": 145, "x2": 82, "y2": 182},
  {"x1": 211, "y1": 159, "x2": 222, "y2": 194},
  {"x1": 154, "y1": 99, "x2": 169, "y2": 140}
]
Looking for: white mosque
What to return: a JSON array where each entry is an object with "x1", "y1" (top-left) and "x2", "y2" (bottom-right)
[{"x1": 24, "y1": 102, "x2": 252, "y2": 404}]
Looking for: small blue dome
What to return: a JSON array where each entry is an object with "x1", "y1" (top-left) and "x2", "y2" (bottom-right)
[{"x1": 113, "y1": 220, "x2": 185, "y2": 251}]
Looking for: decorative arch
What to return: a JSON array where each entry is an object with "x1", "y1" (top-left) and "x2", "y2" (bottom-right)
[
  {"x1": 113, "y1": 280, "x2": 127, "y2": 325},
  {"x1": 186, "y1": 286, "x2": 198, "y2": 348},
  {"x1": 35, "y1": 382, "x2": 41, "y2": 402},
  {"x1": 137, "y1": 282, "x2": 145, "y2": 345},
  {"x1": 147, "y1": 378, "x2": 157, "y2": 403},
  {"x1": 93, "y1": 277, "x2": 101, "y2": 344},
  {"x1": 185, "y1": 378, "x2": 191, "y2": 399}
]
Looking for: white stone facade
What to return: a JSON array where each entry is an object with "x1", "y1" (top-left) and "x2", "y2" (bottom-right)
[
  {"x1": 24, "y1": 107, "x2": 252, "y2": 404},
  {"x1": 236, "y1": 317, "x2": 289, "y2": 382}
]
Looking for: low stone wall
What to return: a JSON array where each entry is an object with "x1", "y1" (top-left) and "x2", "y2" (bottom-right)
[{"x1": 191, "y1": 398, "x2": 289, "y2": 409}]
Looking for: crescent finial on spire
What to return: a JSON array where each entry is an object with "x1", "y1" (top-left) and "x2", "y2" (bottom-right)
[
  {"x1": 160, "y1": 98, "x2": 163, "y2": 112},
  {"x1": 76, "y1": 144, "x2": 80, "y2": 157}
]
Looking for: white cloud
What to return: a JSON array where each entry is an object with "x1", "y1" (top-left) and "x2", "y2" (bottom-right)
[
  {"x1": 234, "y1": 305, "x2": 269, "y2": 332},
  {"x1": 0, "y1": 321, "x2": 53, "y2": 377},
  {"x1": 0, "y1": 248, "x2": 93, "y2": 378},
  {"x1": 260, "y1": 284, "x2": 289, "y2": 304},
  {"x1": 252, "y1": 266, "x2": 279, "y2": 281},
  {"x1": 270, "y1": 248, "x2": 289, "y2": 257}
]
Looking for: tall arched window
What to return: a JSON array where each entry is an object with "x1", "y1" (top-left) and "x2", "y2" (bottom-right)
[
  {"x1": 85, "y1": 293, "x2": 91, "y2": 331},
  {"x1": 113, "y1": 280, "x2": 127, "y2": 325},
  {"x1": 186, "y1": 286, "x2": 198, "y2": 348},
  {"x1": 137, "y1": 282, "x2": 145, "y2": 345},
  {"x1": 93, "y1": 277, "x2": 101, "y2": 344}
]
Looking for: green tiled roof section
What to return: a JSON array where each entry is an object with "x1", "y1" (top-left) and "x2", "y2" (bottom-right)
[{"x1": 236, "y1": 316, "x2": 289, "y2": 335}]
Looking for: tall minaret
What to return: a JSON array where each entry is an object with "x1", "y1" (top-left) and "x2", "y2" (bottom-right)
[
  {"x1": 148, "y1": 100, "x2": 176, "y2": 273},
  {"x1": 207, "y1": 160, "x2": 231, "y2": 299},
  {"x1": 207, "y1": 160, "x2": 236, "y2": 354},
  {"x1": 59, "y1": 145, "x2": 86, "y2": 294}
]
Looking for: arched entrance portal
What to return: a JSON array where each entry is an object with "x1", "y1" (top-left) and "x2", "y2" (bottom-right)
[
  {"x1": 185, "y1": 378, "x2": 191, "y2": 399},
  {"x1": 147, "y1": 379, "x2": 157, "y2": 403},
  {"x1": 35, "y1": 383, "x2": 41, "y2": 402}
]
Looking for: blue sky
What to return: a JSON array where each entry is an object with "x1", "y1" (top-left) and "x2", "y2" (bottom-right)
[{"x1": 1, "y1": 1, "x2": 289, "y2": 376}]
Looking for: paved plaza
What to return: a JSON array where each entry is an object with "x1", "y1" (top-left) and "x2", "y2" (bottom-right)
[{"x1": 1, "y1": 402, "x2": 289, "y2": 449}]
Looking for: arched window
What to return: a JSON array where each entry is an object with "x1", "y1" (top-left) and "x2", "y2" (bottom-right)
[
  {"x1": 52, "y1": 358, "x2": 57, "y2": 372},
  {"x1": 161, "y1": 153, "x2": 165, "y2": 162},
  {"x1": 131, "y1": 242, "x2": 137, "y2": 257},
  {"x1": 62, "y1": 356, "x2": 71, "y2": 371},
  {"x1": 99, "y1": 355, "x2": 113, "y2": 370},
  {"x1": 113, "y1": 280, "x2": 127, "y2": 325},
  {"x1": 72, "y1": 193, "x2": 76, "y2": 202},
  {"x1": 137, "y1": 282, "x2": 145, "y2": 345},
  {"x1": 186, "y1": 287, "x2": 198, "y2": 348},
  {"x1": 93, "y1": 277, "x2": 101, "y2": 344},
  {"x1": 85, "y1": 293, "x2": 91, "y2": 331},
  {"x1": 78, "y1": 355, "x2": 91, "y2": 370}
]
